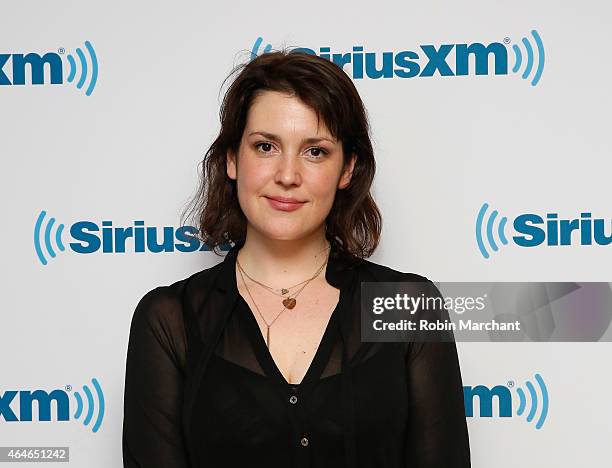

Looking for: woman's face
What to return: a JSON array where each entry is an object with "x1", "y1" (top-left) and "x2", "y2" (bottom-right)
[{"x1": 227, "y1": 90, "x2": 356, "y2": 241}]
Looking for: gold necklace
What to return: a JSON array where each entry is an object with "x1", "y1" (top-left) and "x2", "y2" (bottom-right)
[
  {"x1": 236, "y1": 246, "x2": 331, "y2": 348},
  {"x1": 237, "y1": 257, "x2": 326, "y2": 309},
  {"x1": 236, "y1": 243, "x2": 330, "y2": 308}
]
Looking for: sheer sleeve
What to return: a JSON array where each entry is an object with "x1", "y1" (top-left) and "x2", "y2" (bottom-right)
[
  {"x1": 404, "y1": 279, "x2": 471, "y2": 467},
  {"x1": 122, "y1": 286, "x2": 190, "y2": 467}
]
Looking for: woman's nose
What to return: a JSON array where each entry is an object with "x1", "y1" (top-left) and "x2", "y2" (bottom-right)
[{"x1": 274, "y1": 153, "x2": 302, "y2": 186}]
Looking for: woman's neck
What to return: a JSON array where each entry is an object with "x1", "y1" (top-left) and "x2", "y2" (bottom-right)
[{"x1": 236, "y1": 229, "x2": 331, "y2": 287}]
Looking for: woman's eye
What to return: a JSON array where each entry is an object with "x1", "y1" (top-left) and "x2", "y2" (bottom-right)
[
  {"x1": 307, "y1": 147, "x2": 328, "y2": 159},
  {"x1": 255, "y1": 142, "x2": 275, "y2": 153}
]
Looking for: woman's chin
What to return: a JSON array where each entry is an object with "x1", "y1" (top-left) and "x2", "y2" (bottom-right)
[{"x1": 252, "y1": 221, "x2": 312, "y2": 241}]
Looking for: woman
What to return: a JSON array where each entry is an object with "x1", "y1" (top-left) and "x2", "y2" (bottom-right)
[{"x1": 122, "y1": 49, "x2": 470, "y2": 467}]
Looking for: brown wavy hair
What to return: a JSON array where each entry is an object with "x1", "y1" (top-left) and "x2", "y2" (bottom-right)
[{"x1": 180, "y1": 47, "x2": 382, "y2": 260}]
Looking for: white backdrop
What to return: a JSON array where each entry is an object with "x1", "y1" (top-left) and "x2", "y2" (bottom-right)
[{"x1": 2, "y1": 1, "x2": 611, "y2": 466}]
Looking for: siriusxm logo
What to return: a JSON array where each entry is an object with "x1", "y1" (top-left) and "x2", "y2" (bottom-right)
[
  {"x1": 464, "y1": 373, "x2": 548, "y2": 429},
  {"x1": 476, "y1": 203, "x2": 612, "y2": 258},
  {"x1": 34, "y1": 210, "x2": 230, "y2": 265},
  {"x1": 252, "y1": 29, "x2": 544, "y2": 86},
  {"x1": 0, "y1": 41, "x2": 98, "y2": 96},
  {"x1": 0, "y1": 378, "x2": 104, "y2": 433}
]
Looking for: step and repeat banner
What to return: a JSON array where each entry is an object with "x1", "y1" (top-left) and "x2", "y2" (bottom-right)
[{"x1": 2, "y1": 1, "x2": 610, "y2": 466}]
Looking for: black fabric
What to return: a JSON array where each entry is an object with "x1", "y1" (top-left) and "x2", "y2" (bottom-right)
[{"x1": 122, "y1": 240, "x2": 471, "y2": 467}]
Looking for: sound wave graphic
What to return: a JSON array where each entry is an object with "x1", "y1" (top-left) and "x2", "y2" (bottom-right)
[
  {"x1": 34, "y1": 210, "x2": 66, "y2": 266},
  {"x1": 476, "y1": 202, "x2": 509, "y2": 259},
  {"x1": 514, "y1": 373, "x2": 549, "y2": 429},
  {"x1": 511, "y1": 29, "x2": 545, "y2": 86},
  {"x1": 251, "y1": 36, "x2": 272, "y2": 60},
  {"x1": 66, "y1": 40, "x2": 98, "y2": 96},
  {"x1": 72, "y1": 377, "x2": 105, "y2": 433}
]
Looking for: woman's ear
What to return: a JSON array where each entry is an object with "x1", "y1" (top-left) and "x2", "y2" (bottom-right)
[
  {"x1": 226, "y1": 150, "x2": 237, "y2": 180},
  {"x1": 338, "y1": 153, "x2": 357, "y2": 189}
]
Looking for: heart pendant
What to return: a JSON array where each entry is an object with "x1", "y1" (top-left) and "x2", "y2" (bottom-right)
[{"x1": 282, "y1": 297, "x2": 296, "y2": 309}]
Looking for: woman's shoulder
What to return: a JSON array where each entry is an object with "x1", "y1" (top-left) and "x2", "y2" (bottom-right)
[
  {"x1": 357, "y1": 256, "x2": 433, "y2": 285},
  {"x1": 130, "y1": 260, "x2": 226, "y2": 333},
  {"x1": 355, "y1": 258, "x2": 443, "y2": 303},
  {"x1": 126, "y1": 261, "x2": 229, "y2": 372}
]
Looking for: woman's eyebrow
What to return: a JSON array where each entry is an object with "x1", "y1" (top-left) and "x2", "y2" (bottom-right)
[{"x1": 248, "y1": 131, "x2": 337, "y2": 144}]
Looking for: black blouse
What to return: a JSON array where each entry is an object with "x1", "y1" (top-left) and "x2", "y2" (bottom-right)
[{"x1": 122, "y1": 240, "x2": 471, "y2": 467}]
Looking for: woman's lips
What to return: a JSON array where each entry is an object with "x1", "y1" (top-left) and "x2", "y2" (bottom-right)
[{"x1": 265, "y1": 196, "x2": 306, "y2": 212}]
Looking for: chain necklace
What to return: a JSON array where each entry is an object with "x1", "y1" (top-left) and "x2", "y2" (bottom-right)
[
  {"x1": 238, "y1": 243, "x2": 331, "y2": 299},
  {"x1": 236, "y1": 244, "x2": 331, "y2": 348}
]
